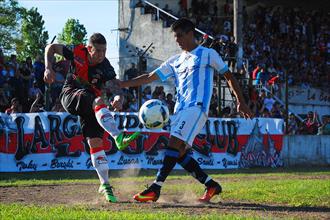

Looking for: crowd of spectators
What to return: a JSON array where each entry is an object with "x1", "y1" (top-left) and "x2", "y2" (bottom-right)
[
  {"x1": 135, "y1": 0, "x2": 330, "y2": 134},
  {"x1": 1, "y1": 1, "x2": 329, "y2": 136},
  {"x1": 0, "y1": 49, "x2": 65, "y2": 114},
  {"x1": 140, "y1": 1, "x2": 329, "y2": 89},
  {"x1": 288, "y1": 111, "x2": 330, "y2": 135},
  {"x1": 246, "y1": 6, "x2": 329, "y2": 89},
  {"x1": 204, "y1": 4, "x2": 329, "y2": 90},
  {"x1": 1, "y1": 48, "x2": 329, "y2": 135}
]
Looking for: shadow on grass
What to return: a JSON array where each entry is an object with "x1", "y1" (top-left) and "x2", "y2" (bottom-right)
[
  {"x1": 154, "y1": 201, "x2": 330, "y2": 213},
  {"x1": 0, "y1": 166, "x2": 329, "y2": 181}
]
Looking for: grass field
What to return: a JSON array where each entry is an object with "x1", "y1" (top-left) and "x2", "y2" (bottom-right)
[{"x1": 1, "y1": 167, "x2": 329, "y2": 219}]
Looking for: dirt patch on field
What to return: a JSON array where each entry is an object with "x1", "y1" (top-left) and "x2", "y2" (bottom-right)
[{"x1": 1, "y1": 178, "x2": 329, "y2": 219}]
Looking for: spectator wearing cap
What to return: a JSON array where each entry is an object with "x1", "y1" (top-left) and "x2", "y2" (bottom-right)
[{"x1": 5, "y1": 98, "x2": 22, "y2": 114}]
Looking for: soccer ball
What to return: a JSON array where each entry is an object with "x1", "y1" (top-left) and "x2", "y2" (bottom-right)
[{"x1": 138, "y1": 99, "x2": 170, "y2": 129}]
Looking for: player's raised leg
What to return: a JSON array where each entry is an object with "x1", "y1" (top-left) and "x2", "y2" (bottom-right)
[{"x1": 93, "y1": 97, "x2": 140, "y2": 150}]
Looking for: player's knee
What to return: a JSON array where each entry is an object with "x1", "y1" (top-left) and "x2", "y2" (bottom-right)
[
  {"x1": 178, "y1": 146, "x2": 187, "y2": 158},
  {"x1": 168, "y1": 139, "x2": 186, "y2": 156},
  {"x1": 178, "y1": 147, "x2": 188, "y2": 158}
]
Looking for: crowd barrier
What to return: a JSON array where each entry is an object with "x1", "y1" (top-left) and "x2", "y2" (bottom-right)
[
  {"x1": 282, "y1": 135, "x2": 330, "y2": 166},
  {"x1": 0, "y1": 112, "x2": 284, "y2": 172}
]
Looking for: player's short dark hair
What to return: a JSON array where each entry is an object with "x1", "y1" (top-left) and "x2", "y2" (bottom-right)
[
  {"x1": 89, "y1": 33, "x2": 106, "y2": 45},
  {"x1": 171, "y1": 18, "x2": 195, "y2": 33}
]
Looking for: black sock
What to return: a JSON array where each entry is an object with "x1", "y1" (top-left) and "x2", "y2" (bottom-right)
[
  {"x1": 154, "y1": 148, "x2": 179, "y2": 188},
  {"x1": 178, "y1": 153, "x2": 211, "y2": 185}
]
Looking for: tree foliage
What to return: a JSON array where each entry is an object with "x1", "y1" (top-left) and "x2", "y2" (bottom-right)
[
  {"x1": 58, "y1": 18, "x2": 87, "y2": 45},
  {"x1": 0, "y1": 0, "x2": 49, "y2": 60},
  {"x1": 0, "y1": 0, "x2": 21, "y2": 54},
  {"x1": 16, "y1": 7, "x2": 49, "y2": 60}
]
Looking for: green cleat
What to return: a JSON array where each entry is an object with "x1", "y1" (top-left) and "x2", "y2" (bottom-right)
[
  {"x1": 115, "y1": 131, "x2": 140, "y2": 150},
  {"x1": 98, "y1": 183, "x2": 117, "y2": 203}
]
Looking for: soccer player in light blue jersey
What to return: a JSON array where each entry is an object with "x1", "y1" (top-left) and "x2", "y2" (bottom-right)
[{"x1": 120, "y1": 18, "x2": 252, "y2": 203}]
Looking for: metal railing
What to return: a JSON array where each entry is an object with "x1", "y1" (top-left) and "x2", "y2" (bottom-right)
[
  {"x1": 143, "y1": 0, "x2": 214, "y2": 39},
  {"x1": 261, "y1": 86, "x2": 303, "y2": 122}
]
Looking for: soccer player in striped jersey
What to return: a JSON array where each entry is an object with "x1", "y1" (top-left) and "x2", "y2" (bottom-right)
[{"x1": 120, "y1": 18, "x2": 252, "y2": 203}]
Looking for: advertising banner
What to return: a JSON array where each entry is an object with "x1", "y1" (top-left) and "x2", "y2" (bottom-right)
[{"x1": 0, "y1": 112, "x2": 284, "y2": 172}]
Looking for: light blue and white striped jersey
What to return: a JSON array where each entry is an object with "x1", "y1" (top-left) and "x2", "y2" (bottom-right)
[{"x1": 154, "y1": 45, "x2": 229, "y2": 114}]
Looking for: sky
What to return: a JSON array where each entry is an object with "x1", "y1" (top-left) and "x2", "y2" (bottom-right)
[{"x1": 18, "y1": 0, "x2": 120, "y2": 72}]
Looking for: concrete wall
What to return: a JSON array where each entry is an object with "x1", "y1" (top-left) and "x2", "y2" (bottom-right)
[
  {"x1": 282, "y1": 135, "x2": 330, "y2": 166},
  {"x1": 118, "y1": 1, "x2": 181, "y2": 93},
  {"x1": 118, "y1": 1, "x2": 180, "y2": 76},
  {"x1": 280, "y1": 86, "x2": 330, "y2": 119}
]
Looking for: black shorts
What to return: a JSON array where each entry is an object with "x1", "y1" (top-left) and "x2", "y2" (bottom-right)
[{"x1": 60, "y1": 84, "x2": 104, "y2": 139}]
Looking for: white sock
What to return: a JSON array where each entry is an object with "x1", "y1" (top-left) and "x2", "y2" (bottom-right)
[
  {"x1": 95, "y1": 107, "x2": 120, "y2": 138},
  {"x1": 91, "y1": 150, "x2": 109, "y2": 184},
  {"x1": 153, "y1": 181, "x2": 163, "y2": 187},
  {"x1": 204, "y1": 176, "x2": 212, "y2": 185}
]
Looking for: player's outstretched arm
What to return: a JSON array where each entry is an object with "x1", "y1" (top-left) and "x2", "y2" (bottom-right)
[
  {"x1": 119, "y1": 71, "x2": 159, "y2": 88},
  {"x1": 224, "y1": 71, "x2": 253, "y2": 119},
  {"x1": 44, "y1": 44, "x2": 65, "y2": 84}
]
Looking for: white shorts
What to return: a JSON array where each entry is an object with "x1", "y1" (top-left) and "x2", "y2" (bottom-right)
[{"x1": 170, "y1": 106, "x2": 207, "y2": 146}]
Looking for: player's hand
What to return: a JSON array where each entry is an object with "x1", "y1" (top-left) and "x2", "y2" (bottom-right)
[
  {"x1": 44, "y1": 67, "x2": 56, "y2": 84},
  {"x1": 111, "y1": 95, "x2": 123, "y2": 111},
  {"x1": 237, "y1": 102, "x2": 253, "y2": 119}
]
